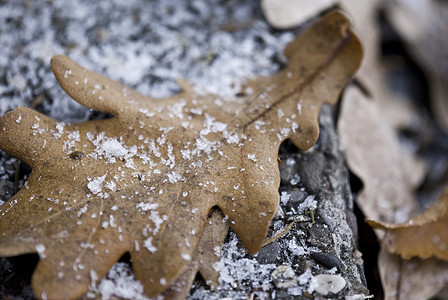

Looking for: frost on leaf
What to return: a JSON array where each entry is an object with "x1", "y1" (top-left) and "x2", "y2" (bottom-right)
[{"x1": 0, "y1": 11, "x2": 362, "y2": 299}]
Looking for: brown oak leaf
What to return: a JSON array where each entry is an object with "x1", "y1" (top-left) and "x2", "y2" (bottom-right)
[
  {"x1": 0, "y1": 11, "x2": 362, "y2": 299},
  {"x1": 84, "y1": 209, "x2": 228, "y2": 300},
  {"x1": 378, "y1": 248, "x2": 448, "y2": 300},
  {"x1": 369, "y1": 186, "x2": 448, "y2": 299},
  {"x1": 369, "y1": 187, "x2": 448, "y2": 261}
]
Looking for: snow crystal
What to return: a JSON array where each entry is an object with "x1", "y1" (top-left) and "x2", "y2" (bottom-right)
[
  {"x1": 288, "y1": 238, "x2": 308, "y2": 256},
  {"x1": 292, "y1": 122, "x2": 299, "y2": 133},
  {"x1": 190, "y1": 107, "x2": 203, "y2": 115},
  {"x1": 181, "y1": 253, "x2": 192, "y2": 261},
  {"x1": 136, "y1": 201, "x2": 158, "y2": 212},
  {"x1": 298, "y1": 269, "x2": 314, "y2": 286},
  {"x1": 77, "y1": 204, "x2": 89, "y2": 217},
  {"x1": 222, "y1": 130, "x2": 240, "y2": 144},
  {"x1": 109, "y1": 215, "x2": 117, "y2": 228},
  {"x1": 168, "y1": 99, "x2": 186, "y2": 119},
  {"x1": 160, "y1": 277, "x2": 167, "y2": 286},
  {"x1": 194, "y1": 135, "x2": 217, "y2": 155},
  {"x1": 288, "y1": 286, "x2": 303, "y2": 296},
  {"x1": 138, "y1": 108, "x2": 155, "y2": 118},
  {"x1": 297, "y1": 195, "x2": 317, "y2": 213},
  {"x1": 102, "y1": 221, "x2": 109, "y2": 229},
  {"x1": 290, "y1": 173, "x2": 301, "y2": 185},
  {"x1": 280, "y1": 191, "x2": 291, "y2": 206},
  {"x1": 63, "y1": 140, "x2": 76, "y2": 153},
  {"x1": 100, "y1": 138, "x2": 128, "y2": 157},
  {"x1": 53, "y1": 122, "x2": 65, "y2": 139},
  {"x1": 64, "y1": 69, "x2": 72, "y2": 78},
  {"x1": 144, "y1": 237, "x2": 157, "y2": 253},
  {"x1": 280, "y1": 127, "x2": 290, "y2": 136},
  {"x1": 149, "y1": 210, "x2": 164, "y2": 234},
  {"x1": 87, "y1": 175, "x2": 106, "y2": 195},
  {"x1": 200, "y1": 114, "x2": 228, "y2": 136},
  {"x1": 81, "y1": 243, "x2": 95, "y2": 249},
  {"x1": 106, "y1": 181, "x2": 116, "y2": 191},
  {"x1": 285, "y1": 157, "x2": 295, "y2": 166},
  {"x1": 35, "y1": 244, "x2": 46, "y2": 258},
  {"x1": 124, "y1": 158, "x2": 135, "y2": 169},
  {"x1": 90, "y1": 269, "x2": 98, "y2": 288},
  {"x1": 277, "y1": 108, "x2": 285, "y2": 118},
  {"x1": 167, "y1": 171, "x2": 182, "y2": 183},
  {"x1": 247, "y1": 153, "x2": 257, "y2": 162},
  {"x1": 68, "y1": 130, "x2": 80, "y2": 141},
  {"x1": 205, "y1": 232, "x2": 276, "y2": 298}
]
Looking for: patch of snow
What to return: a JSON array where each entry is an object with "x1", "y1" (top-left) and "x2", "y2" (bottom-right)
[
  {"x1": 200, "y1": 114, "x2": 228, "y2": 136},
  {"x1": 290, "y1": 173, "x2": 301, "y2": 185},
  {"x1": 136, "y1": 201, "x2": 158, "y2": 212},
  {"x1": 285, "y1": 157, "x2": 295, "y2": 166},
  {"x1": 181, "y1": 253, "x2": 192, "y2": 261},
  {"x1": 297, "y1": 102, "x2": 303, "y2": 115},
  {"x1": 168, "y1": 100, "x2": 186, "y2": 119},
  {"x1": 88, "y1": 262, "x2": 148, "y2": 300},
  {"x1": 167, "y1": 171, "x2": 182, "y2": 183},
  {"x1": 280, "y1": 191, "x2": 291, "y2": 206},
  {"x1": 54, "y1": 122, "x2": 65, "y2": 139},
  {"x1": 138, "y1": 108, "x2": 155, "y2": 118},
  {"x1": 194, "y1": 232, "x2": 276, "y2": 299},
  {"x1": 247, "y1": 153, "x2": 257, "y2": 162},
  {"x1": 144, "y1": 237, "x2": 157, "y2": 253},
  {"x1": 297, "y1": 195, "x2": 317, "y2": 213},
  {"x1": 87, "y1": 175, "x2": 106, "y2": 195}
]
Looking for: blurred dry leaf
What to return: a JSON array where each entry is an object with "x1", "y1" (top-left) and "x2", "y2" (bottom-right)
[
  {"x1": 0, "y1": 11, "x2": 362, "y2": 299},
  {"x1": 382, "y1": 0, "x2": 448, "y2": 79},
  {"x1": 338, "y1": 82, "x2": 448, "y2": 300},
  {"x1": 260, "y1": 0, "x2": 336, "y2": 29},
  {"x1": 340, "y1": 85, "x2": 447, "y2": 300},
  {"x1": 338, "y1": 86, "x2": 425, "y2": 224},
  {"x1": 379, "y1": 248, "x2": 448, "y2": 300},
  {"x1": 369, "y1": 187, "x2": 448, "y2": 261},
  {"x1": 261, "y1": 0, "x2": 416, "y2": 131},
  {"x1": 381, "y1": 0, "x2": 448, "y2": 133},
  {"x1": 341, "y1": 0, "x2": 420, "y2": 132},
  {"x1": 329, "y1": 1, "x2": 448, "y2": 299},
  {"x1": 259, "y1": 0, "x2": 380, "y2": 70}
]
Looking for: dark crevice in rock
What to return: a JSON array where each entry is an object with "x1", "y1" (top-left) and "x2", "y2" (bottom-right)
[{"x1": 354, "y1": 203, "x2": 382, "y2": 299}]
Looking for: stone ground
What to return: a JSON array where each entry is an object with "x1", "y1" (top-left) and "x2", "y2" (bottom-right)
[{"x1": 0, "y1": 0, "x2": 371, "y2": 299}]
